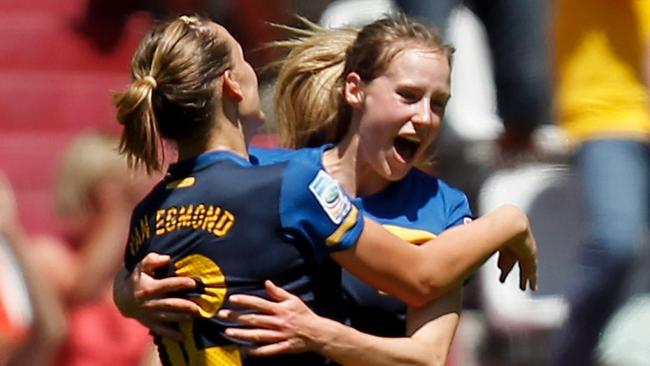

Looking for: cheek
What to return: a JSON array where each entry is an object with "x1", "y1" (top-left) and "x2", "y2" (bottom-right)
[{"x1": 359, "y1": 113, "x2": 398, "y2": 147}]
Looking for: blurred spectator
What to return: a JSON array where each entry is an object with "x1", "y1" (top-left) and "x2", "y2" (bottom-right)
[
  {"x1": 394, "y1": 0, "x2": 552, "y2": 161},
  {"x1": 0, "y1": 173, "x2": 67, "y2": 366},
  {"x1": 550, "y1": 1, "x2": 650, "y2": 365},
  {"x1": 26, "y1": 131, "x2": 158, "y2": 366}
]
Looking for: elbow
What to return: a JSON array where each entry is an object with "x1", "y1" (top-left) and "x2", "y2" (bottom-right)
[
  {"x1": 408, "y1": 265, "x2": 460, "y2": 307},
  {"x1": 406, "y1": 279, "x2": 447, "y2": 307}
]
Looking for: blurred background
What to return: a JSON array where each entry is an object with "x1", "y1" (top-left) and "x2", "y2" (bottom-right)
[{"x1": 0, "y1": 0, "x2": 648, "y2": 365}]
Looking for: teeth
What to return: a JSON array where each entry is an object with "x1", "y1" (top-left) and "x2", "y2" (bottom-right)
[{"x1": 398, "y1": 135, "x2": 421, "y2": 144}]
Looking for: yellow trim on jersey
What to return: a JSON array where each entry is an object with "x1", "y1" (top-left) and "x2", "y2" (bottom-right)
[
  {"x1": 166, "y1": 177, "x2": 196, "y2": 189},
  {"x1": 325, "y1": 206, "x2": 359, "y2": 247},
  {"x1": 381, "y1": 225, "x2": 436, "y2": 245},
  {"x1": 183, "y1": 322, "x2": 242, "y2": 366},
  {"x1": 174, "y1": 254, "x2": 227, "y2": 318},
  {"x1": 162, "y1": 321, "x2": 242, "y2": 366}
]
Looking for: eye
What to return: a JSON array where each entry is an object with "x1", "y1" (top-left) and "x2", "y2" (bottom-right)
[
  {"x1": 431, "y1": 97, "x2": 449, "y2": 112},
  {"x1": 431, "y1": 100, "x2": 445, "y2": 110},
  {"x1": 397, "y1": 89, "x2": 419, "y2": 102}
]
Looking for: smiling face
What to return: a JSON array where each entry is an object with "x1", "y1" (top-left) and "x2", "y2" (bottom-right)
[{"x1": 346, "y1": 47, "x2": 450, "y2": 191}]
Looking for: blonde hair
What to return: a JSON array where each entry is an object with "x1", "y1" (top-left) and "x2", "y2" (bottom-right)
[
  {"x1": 55, "y1": 131, "x2": 126, "y2": 218},
  {"x1": 114, "y1": 15, "x2": 232, "y2": 173},
  {"x1": 271, "y1": 18, "x2": 358, "y2": 148},
  {"x1": 273, "y1": 14, "x2": 453, "y2": 148}
]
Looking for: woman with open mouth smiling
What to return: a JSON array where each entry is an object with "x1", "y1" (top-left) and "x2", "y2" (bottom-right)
[{"x1": 114, "y1": 14, "x2": 537, "y2": 366}]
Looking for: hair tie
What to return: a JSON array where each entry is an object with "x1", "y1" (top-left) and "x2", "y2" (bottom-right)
[
  {"x1": 179, "y1": 15, "x2": 197, "y2": 26},
  {"x1": 142, "y1": 75, "x2": 158, "y2": 90}
]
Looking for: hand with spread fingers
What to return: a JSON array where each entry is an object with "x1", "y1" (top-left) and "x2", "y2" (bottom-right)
[
  {"x1": 218, "y1": 280, "x2": 326, "y2": 356},
  {"x1": 113, "y1": 253, "x2": 201, "y2": 340}
]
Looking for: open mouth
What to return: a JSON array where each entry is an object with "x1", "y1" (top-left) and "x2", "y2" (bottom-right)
[{"x1": 393, "y1": 136, "x2": 421, "y2": 163}]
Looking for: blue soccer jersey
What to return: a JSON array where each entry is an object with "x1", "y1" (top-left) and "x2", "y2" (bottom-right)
[
  {"x1": 344, "y1": 168, "x2": 472, "y2": 336},
  {"x1": 124, "y1": 150, "x2": 363, "y2": 366},
  {"x1": 251, "y1": 144, "x2": 473, "y2": 336}
]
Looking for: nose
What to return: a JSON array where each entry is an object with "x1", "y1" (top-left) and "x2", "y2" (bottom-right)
[{"x1": 411, "y1": 99, "x2": 433, "y2": 127}]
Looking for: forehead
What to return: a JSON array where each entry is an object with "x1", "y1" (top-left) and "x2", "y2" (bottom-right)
[{"x1": 382, "y1": 48, "x2": 450, "y2": 85}]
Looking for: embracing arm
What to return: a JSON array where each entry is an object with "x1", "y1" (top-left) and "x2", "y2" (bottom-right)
[
  {"x1": 113, "y1": 253, "x2": 201, "y2": 340},
  {"x1": 309, "y1": 288, "x2": 461, "y2": 366},
  {"x1": 219, "y1": 281, "x2": 460, "y2": 366},
  {"x1": 332, "y1": 204, "x2": 536, "y2": 306}
]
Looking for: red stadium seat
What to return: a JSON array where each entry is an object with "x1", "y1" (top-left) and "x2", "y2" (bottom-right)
[
  {"x1": 0, "y1": 71, "x2": 127, "y2": 133},
  {"x1": 0, "y1": 13, "x2": 150, "y2": 72}
]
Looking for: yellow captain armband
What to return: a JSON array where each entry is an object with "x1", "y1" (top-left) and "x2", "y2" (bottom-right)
[
  {"x1": 382, "y1": 224, "x2": 436, "y2": 245},
  {"x1": 325, "y1": 206, "x2": 359, "y2": 247}
]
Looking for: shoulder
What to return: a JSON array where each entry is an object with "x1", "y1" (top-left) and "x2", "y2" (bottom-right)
[
  {"x1": 405, "y1": 169, "x2": 471, "y2": 214},
  {"x1": 405, "y1": 169, "x2": 466, "y2": 200},
  {"x1": 249, "y1": 145, "x2": 295, "y2": 165},
  {"x1": 249, "y1": 144, "x2": 325, "y2": 167}
]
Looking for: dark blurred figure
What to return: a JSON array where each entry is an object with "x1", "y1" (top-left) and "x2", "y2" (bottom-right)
[
  {"x1": 550, "y1": 0, "x2": 650, "y2": 365},
  {"x1": 75, "y1": 0, "x2": 204, "y2": 51},
  {"x1": 394, "y1": 0, "x2": 552, "y2": 161}
]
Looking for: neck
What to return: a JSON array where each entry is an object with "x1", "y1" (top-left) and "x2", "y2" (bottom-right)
[
  {"x1": 324, "y1": 132, "x2": 391, "y2": 198},
  {"x1": 177, "y1": 116, "x2": 249, "y2": 162},
  {"x1": 323, "y1": 138, "x2": 358, "y2": 197}
]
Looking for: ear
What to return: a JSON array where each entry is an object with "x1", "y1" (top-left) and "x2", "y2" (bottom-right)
[
  {"x1": 344, "y1": 72, "x2": 365, "y2": 108},
  {"x1": 222, "y1": 70, "x2": 243, "y2": 102}
]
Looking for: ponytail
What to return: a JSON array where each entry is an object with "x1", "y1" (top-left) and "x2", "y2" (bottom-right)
[
  {"x1": 114, "y1": 16, "x2": 232, "y2": 174},
  {"x1": 114, "y1": 74, "x2": 161, "y2": 173}
]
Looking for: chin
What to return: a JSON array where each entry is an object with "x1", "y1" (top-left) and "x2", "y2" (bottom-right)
[{"x1": 384, "y1": 165, "x2": 411, "y2": 182}]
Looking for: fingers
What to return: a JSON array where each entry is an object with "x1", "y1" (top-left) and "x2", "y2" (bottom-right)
[
  {"x1": 498, "y1": 249, "x2": 538, "y2": 291},
  {"x1": 530, "y1": 262, "x2": 538, "y2": 291},
  {"x1": 518, "y1": 257, "x2": 538, "y2": 291},
  {"x1": 143, "y1": 297, "x2": 201, "y2": 316},
  {"x1": 246, "y1": 341, "x2": 296, "y2": 357},
  {"x1": 264, "y1": 280, "x2": 293, "y2": 301},
  {"x1": 150, "y1": 276, "x2": 198, "y2": 296},
  {"x1": 139, "y1": 252, "x2": 171, "y2": 275},
  {"x1": 134, "y1": 276, "x2": 197, "y2": 301},
  {"x1": 224, "y1": 327, "x2": 288, "y2": 344},
  {"x1": 217, "y1": 309, "x2": 284, "y2": 329},
  {"x1": 497, "y1": 250, "x2": 516, "y2": 283},
  {"x1": 228, "y1": 294, "x2": 278, "y2": 314}
]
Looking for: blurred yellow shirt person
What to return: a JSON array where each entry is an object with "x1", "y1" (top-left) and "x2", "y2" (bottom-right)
[{"x1": 554, "y1": 0, "x2": 650, "y2": 143}]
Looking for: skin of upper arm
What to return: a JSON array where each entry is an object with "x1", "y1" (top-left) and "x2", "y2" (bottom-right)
[
  {"x1": 406, "y1": 287, "x2": 462, "y2": 366},
  {"x1": 315, "y1": 287, "x2": 462, "y2": 366}
]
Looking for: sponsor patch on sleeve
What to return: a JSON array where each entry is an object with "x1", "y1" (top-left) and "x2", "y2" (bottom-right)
[{"x1": 308, "y1": 170, "x2": 351, "y2": 224}]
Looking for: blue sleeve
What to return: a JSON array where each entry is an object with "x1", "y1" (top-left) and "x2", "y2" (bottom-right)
[
  {"x1": 446, "y1": 190, "x2": 473, "y2": 229},
  {"x1": 279, "y1": 160, "x2": 364, "y2": 263}
]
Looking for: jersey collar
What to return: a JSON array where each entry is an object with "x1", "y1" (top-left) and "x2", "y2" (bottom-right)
[{"x1": 167, "y1": 150, "x2": 251, "y2": 177}]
